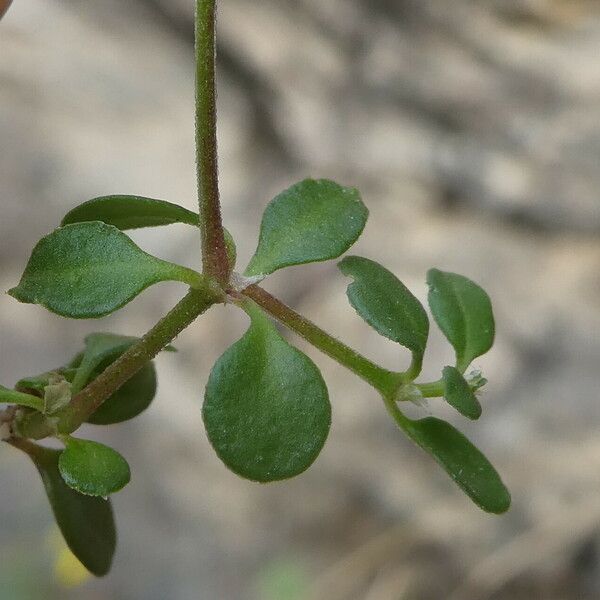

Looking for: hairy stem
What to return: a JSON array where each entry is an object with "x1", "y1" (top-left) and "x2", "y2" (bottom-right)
[
  {"x1": 61, "y1": 287, "x2": 222, "y2": 433},
  {"x1": 195, "y1": 0, "x2": 229, "y2": 283},
  {"x1": 12, "y1": 285, "x2": 224, "y2": 439},
  {"x1": 242, "y1": 285, "x2": 405, "y2": 398}
]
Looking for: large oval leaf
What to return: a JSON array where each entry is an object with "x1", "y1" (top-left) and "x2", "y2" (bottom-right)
[
  {"x1": 9, "y1": 222, "x2": 202, "y2": 318},
  {"x1": 203, "y1": 302, "x2": 331, "y2": 482},
  {"x1": 339, "y1": 256, "x2": 429, "y2": 371},
  {"x1": 442, "y1": 365, "x2": 482, "y2": 420},
  {"x1": 427, "y1": 269, "x2": 495, "y2": 372},
  {"x1": 245, "y1": 179, "x2": 368, "y2": 277},
  {"x1": 398, "y1": 414, "x2": 510, "y2": 513},
  {"x1": 61, "y1": 196, "x2": 199, "y2": 230},
  {"x1": 23, "y1": 443, "x2": 116, "y2": 576},
  {"x1": 58, "y1": 438, "x2": 131, "y2": 497}
]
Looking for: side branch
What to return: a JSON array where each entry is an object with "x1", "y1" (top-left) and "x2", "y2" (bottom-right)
[
  {"x1": 60, "y1": 288, "x2": 222, "y2": 433},
  {"x1": 13, "y1": 286, "x2": 223, "y2": 439},
  {"x1": 241, "y1": 285, "x2": 404, "y2": 398}
]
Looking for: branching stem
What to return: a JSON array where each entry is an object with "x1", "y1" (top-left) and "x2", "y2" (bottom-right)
[{"x1": 241, "y1": 285, "x2": 407, "y2": 398}]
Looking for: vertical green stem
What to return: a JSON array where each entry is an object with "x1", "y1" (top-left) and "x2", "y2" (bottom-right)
[{"x1": 195, "y1": 0, "x2": 229, "y2": 283}]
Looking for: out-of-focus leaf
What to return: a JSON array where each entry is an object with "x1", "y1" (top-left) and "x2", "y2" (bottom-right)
[
  {"x1": 0, "y1": 385, "x2": 44, "y2": 411},
  {"x1": 21, "y1": 443, "x2": 116, "y2": 576}
]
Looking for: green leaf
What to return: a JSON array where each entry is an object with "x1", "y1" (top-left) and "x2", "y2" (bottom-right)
[
  {"x1": 86, "y1": 362, "x2": 156, "y2": 425},
  {"x1": 61, "y1": 195, "x2": 199, "y2": 230},
  {"x1": 60, "y1": 195, "x2": 237, "y2": 268},
  {"x1": 43, "y1": 375, "x2": 72, "y2": 415},
  {"x1": 427, "y1": 269, "x2": 495, "y2": 372},
  {"x1": 0, "y1": 385, "x2": 44, "y2": 411},
  {"x1": 398, "y1": 414, "x2": 510, "y2": 513},
  {"x1": 245, "y1": 179, "x2": 368, "y2": 277},
  {"x1": 66, "y1": 333, "x2": 157, "y2": 424},
  {"x1": 223, "y1": 228, "x2": 237, "y2": 271},
  {"x1": 58, "y1": 437, "x2": 131, "y2": 497},
  {"x1": 339, "y1": 256, "x2": 429, "y2": 371},
  {"x1": 442, "y1": 366, "x2": 482, "y2": 420},
  {"x1": 16, "y1": 370, "x2": 74, "y2": 395},
  {"x1": 71, "y1": 333, "x2": 139, "y2": 393},
  {"x1": 9, "y1": 222, "x2": 202, "y2": 318},
  {"x1": 23, "y1": 443, "x2": 116, "y2": 576},
  {"x1": 203, "y1": 302, "x2": 331, "y2": 482}
]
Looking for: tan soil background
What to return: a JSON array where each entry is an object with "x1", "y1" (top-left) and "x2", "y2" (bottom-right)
[{"x1": 1, "y1": 1, "x2": 600, "y2": 598}]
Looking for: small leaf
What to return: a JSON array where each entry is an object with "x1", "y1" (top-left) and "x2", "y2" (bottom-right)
[
  {"x1": 22, "y1": 443, "x2": 116, "y2": 576},
  {"x1": 66, "y1": 333, "x2": 157, "y2": 424},
  {"x1": 58, "y1": 437, "x2": 131, "y2": 497},
  {"x1": 71, "y1": 333, "x2": 139, "y2": 393},
  {"x1": 203, "y1": 302, "x2": 331, "y2": 482},
  {"x1": 339, "y1": 256, "x2": 429, "y2": 370},
  {"x1": 61, "y1": 195, "x2": 199, "y2": 230},
  {"x1": 245, "y1": 179, "x2": 368, "y2": 276},
  {"x1": 43, "y1": 375, "x2": 72, "y2": 415},
  {"x1": 0, "y1": 385, "x2": 44, "y2": 411},
  {"x1": 86, "y1": 361, "x2": 156, "y2": 425},
  {"x1": 223, "y1": 228, "x2": 237, "y2": 271},
  {"x1": 442, "y1": 366, "x2": 482, "y2": 420},
  {"x1": 61, "y1": 195, "x2": 237, "y2": 269},
  {"x1": 398, "y1": 414, "x2": 510, "y2": 513},
  {"x1": 16, "y1": 370, "x2": 74, "y2": 395},
  {"x1": 427, "y1": 269, "x2": 494, "y2": 372},
  {"x1": 9, "y1": 222, "x2": 201, "y2": 318}
]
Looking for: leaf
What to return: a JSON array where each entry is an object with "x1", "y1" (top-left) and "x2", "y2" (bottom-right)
[
  {"x1": 23, "y1": 443, "x2": 116, "y2": 576},
  {"x1": 61, "y1": 195, "x2": 237, "y2": 268},
  {"x1": 16, "y1": 370, "x2": 73, "y2": 395},
  {"x1": 66, "y1": 333, "x2": 157, "y2": 424},
  {"x1": 339, "y1": 256, "x2": 429, "y2": 367},
  {"x1": 58, "y1": 437, "x2": 131, "y2": 497},
  {"x1": 245, "y1": 179, "x2": 368, "y2": 276},
  {"x1": 9, "y1": 222, "x2": 202, "y2": 318},
  {"x1": 86, "y1": 361, "x2": 156, "y2": 425},
  {"x1": 398, "y1": 414, "x2": 510, "y2": 513},
  {"x1": 223, "y1": 228, "x2": 237, "y2": 271},
  {"x1": 427, "y1": 269, "x2": 495, "y2": 372},
  {"x1": 71, "y1": 333, "x2": 139, "y2": 393},
  {"x1": 203, "y1": 302, "x2": 331, "y2": 482},
  {"x1": 442, "y1": 366, "x2": 482, "y2": 420},
  {"x1": 0, "y1": 385, "x2": 44, "y2": 411},
  {"x1": 43, "y1": 375, "x2": 72, "y2": 415},
  {"x1": 61, "y1": 195, "x2": 199, "y2": 230}
]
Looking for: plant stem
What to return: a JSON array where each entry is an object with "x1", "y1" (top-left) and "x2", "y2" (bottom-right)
[
  {"x1": 13, "y1": 286, "x2": 224, "y2": 439},
  {"x1": 242, "y1": 285, "x2": 405, "y2": 398},
  {"x1": 195, "y1": 0, "x2": 229, "y2": 283},
  {"x1": 416, "y1": 380, "x2": 445, "y2": 398}
]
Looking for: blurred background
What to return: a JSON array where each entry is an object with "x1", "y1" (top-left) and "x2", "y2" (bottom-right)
[{"x1": 2, "y1": 1, "x2": 600, "y2": 598}]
